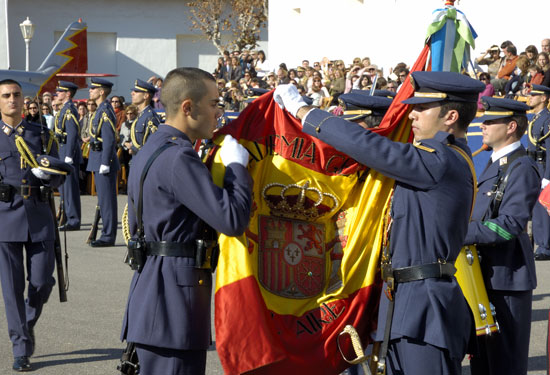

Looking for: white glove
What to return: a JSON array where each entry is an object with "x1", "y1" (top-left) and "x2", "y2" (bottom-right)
[
  {"x1": 219, "y1": 135, "x2": 249, "y2": 168},
  {"x1": 64, "y1": 156, "x2": 73, "y2": 164},
  {"x1": 99, "y1": 164, "x2": 110, "y2": 174},
  {"x1": 31, "y1": 168, "x2": 50, "y2": 180},
  {"x1": 273, "y1": 84, "x2": 308, "y2": 117},
  {"x1": 542, "y1": 178, "x2": 550, "y2": 190}
]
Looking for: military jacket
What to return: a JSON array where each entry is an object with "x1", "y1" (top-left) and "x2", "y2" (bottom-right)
[
  {"x1": 86, "y1": 99, "x2": 119, "y2": 172},
  {"x1": 129, "y1": 105, "x2": 160, "y2": 154},
  {"x1": 121, "y1": 124, "x2": 252, "y2": 350},
  {"x1": 302, "y1": 109, "x2": 473, "y2": 358},
  {"x1": 54, "y1": 99, "x2": 82, "y2": 163},
  {"x1": 527, "y1": 108, "x2": 550, "y2": 179},
  {"x1": 0, "y1": 120, "x2": 64, "y2": 242},
  {"x1": 464, "y1": 147, "x2": 539, "y2": 291}
]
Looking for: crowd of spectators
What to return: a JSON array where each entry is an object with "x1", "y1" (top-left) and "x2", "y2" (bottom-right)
[{"x1": 212, "y1": 38, "x2": 550, "y2": 114}]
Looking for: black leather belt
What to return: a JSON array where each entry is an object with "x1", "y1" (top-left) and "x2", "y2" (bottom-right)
[
  {"x1": 146, "y1": 241, "x2": 196, "y2": 257},
  {"x1": 391, "y1": 262, "x2": 456, "y2": 283}
]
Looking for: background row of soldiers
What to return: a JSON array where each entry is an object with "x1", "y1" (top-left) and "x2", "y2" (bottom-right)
[{"x1": 52, "y1": 78, "x2": 161, "y2": 248}]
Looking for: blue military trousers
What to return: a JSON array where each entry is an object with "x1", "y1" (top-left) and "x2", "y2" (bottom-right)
[
  {"x1": 135, "y1": 344, "x2": 207, "y2": 375},
  {"x1": 386, "y1": 337, "x2": 462, "y2": 375},
  {"x1": 0, "y1": 241, "x2": 55, "y2": 357},
  {"x1": 59, "y1": 162, "x2": 81, "y2": 228},
  {"x1": 94, "y1": 171, "x2": 117, "y2": 243}
]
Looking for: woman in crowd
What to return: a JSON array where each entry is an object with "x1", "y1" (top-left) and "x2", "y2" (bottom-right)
[
  {"x1": 308, "y1": 77, "x2": 327, "y2": 107},
  {"x1": 254, "y1": 50, "x2": 270, "y2": 78},
  {"x1": 478, "y1": 72, "x2": 495, "y2": 110},
  {"x1": 25, "y1": 101, "x2": 48, "y2": 127},
  {"x1": 41, "y1": 102, "x2": 54, "y2": 130},
  {"x1": 329, "y1": 68, "x2": 346, "y2": 96},
  {"x1": 538, "y1": 52, "x2": 550, "y2": 87}
]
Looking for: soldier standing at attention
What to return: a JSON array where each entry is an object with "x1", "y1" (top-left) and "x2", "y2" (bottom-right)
[
  {"x1": 465, "y1": 97, "x2": 539, "y2": 375},
  {"x1": 54, "y1": 81, "x2": 82, "y2": 231},
  {"x1": 124, "y1": 79, "x2": 161, "y2": 155},
  {"x1": 121, "y1": 67, "x2": 252, "y2": 374},
  {"x1": 87, "y1": 78, "x2": 119, "y2": 247},
  {"x1": 274, "y1": 72, "x2": 484, "y2": 375},
  {"x1": 0, "y1": 79, "x2": 68, "y2": 371},
  {"x1": 525, "y1": 85, "x2": 550, "y2": 260}
]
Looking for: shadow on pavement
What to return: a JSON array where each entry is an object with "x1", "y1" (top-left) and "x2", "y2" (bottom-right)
[
  {"x1": 31, "y1": 347, "x2": 122, "y2": 369},
  {"x1": 533, "y1": 308, "x2": 550, "y2": 323}
]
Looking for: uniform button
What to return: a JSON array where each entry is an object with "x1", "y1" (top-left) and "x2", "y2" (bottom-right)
[
  {"x1": 199, "y1": 279, "x2": 204, "y2": 285},
  {"x1": 21, "y1": 179, "x2": 27, "y2": 184},
  {"x1": 171, "y1": 137, "x2": 177, "y2": 140}
]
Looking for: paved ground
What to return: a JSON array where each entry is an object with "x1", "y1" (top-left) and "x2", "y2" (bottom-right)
[{"x1": 0, "y1": 194, "x2": 547, "y2": 374}]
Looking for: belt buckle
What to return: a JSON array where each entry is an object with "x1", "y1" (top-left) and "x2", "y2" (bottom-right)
[{"x1": 21, "y1": 185, "x2": 31, "y2": 199}]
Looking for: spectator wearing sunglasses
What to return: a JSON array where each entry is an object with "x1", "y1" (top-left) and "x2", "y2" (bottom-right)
[{"x1": 477, "y1": 72, "x2": 495, "y2": 110}]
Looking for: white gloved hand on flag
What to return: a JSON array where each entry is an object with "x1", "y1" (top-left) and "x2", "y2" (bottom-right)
[
  {"x1": 273, "y1": 84, "x2": 308, "y2": 117},
  {"x1": 220, "y1": 135, "x2": 249, "y2": 168}
]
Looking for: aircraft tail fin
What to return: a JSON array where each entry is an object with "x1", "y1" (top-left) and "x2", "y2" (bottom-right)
[{"x1": 37, "y1": 19, "x2": 88, "y2": 95}]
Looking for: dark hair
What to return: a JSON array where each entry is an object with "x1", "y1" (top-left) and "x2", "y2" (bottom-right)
[
  {"x1": 364, "y1": 115, "x2": 384, "y2": 128},
  {"x1": 500, "y1": 40, "x2": 513, "y2": 49},
  {"x1": 0, "y1": 79, "x2": 21, "y2": 88},
  {"x1": 161, "y1": 67, "x2": 215, "y2": 118},
  {"x1": 508, "y1": 115, "x2": 528, "y2": 138},
  {"x1": 506, "y1": 45, "x2": 518, "y2": 56},
  {"x1": 438, "y1": 101, "x2": 478, "y2": 132},
  {"x1": 479, "y1": 72, "x2": 491, "y2": 81},
  {"x1": 526, "y1": 45, "x2": 539, "y2": 55},
  {"x1": 257, "y1": 50, "x2": 266, "y2": 62}
]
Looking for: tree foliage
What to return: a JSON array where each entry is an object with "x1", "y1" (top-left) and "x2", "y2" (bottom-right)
[{"x1": 186, "y1": 0, "x2": 268, "y2": 54}]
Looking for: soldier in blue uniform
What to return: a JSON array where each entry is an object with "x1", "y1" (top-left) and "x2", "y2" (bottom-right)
[
  {"x1": 87, "y1": 78, "x2": 119, "y2": 247},
  {"x1": 525, "y1": 85, "x2": 550, "y2": 260},
  {"x1": 465, "y1": 97, "x2": 539, "y2": 375},
  {"x1": 120, "y1": 67, "x2": 252, "y2": 374},
  {"x1": 124, "y1": 79, "x2": 161, "y2": 155},
  {"x1": 0, "y1": 79, "x2": 69, "y2": 371},
  {"x1": 274, "y1": 71, "x2": 485, "y2": 375},
  {"x1": 54, "y1": 81, "x2": 82, "y2": 231}
]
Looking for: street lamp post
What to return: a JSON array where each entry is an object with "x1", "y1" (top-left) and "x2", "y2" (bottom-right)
[{"x1": 19, "y1": 17, "x2": 35, "y2": 71}]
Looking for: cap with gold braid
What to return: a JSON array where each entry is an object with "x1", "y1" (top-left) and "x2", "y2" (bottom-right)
[
  {"x1": 402, "y1": 71, "x2": 485, "y2": 105},
  {"x1": 527, "y1": 84, "x2": 550, "y2": 96},
  {"x1": 131, "y1": 79, "x2": 157, "y2": 94},
  {"x1": 88, "y1": 77, "x2": 113, "y2": 89},
  {"x1": 37, "y1": 155, "x2": 72, "y2": 175},
  {"x1": 339, "y1": 91, "x2": 392, "y2": 121},
  {"x1": 476, "y1": 96, "x2": 530, "y2": 123},
  {"x1": 55, "y1": 80, "x2": 78, "y2": 92}
]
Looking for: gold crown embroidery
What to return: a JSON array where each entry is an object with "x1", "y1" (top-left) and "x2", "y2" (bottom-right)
[{"x1": 262, "y1": 181, "x2": 339, "y2": 221}]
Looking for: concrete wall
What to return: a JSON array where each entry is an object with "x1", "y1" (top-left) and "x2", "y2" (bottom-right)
[
  {"x1": 269, "y1": 0, "x2": 550, "y2": 74},
  {"x1": 3, "y1": 0, "x2": 267, "y2": 99}
]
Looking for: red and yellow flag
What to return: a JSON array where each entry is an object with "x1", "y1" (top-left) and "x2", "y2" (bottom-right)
[{"x1": 208, "y1": 45, "x2": 429, "y2": 374}]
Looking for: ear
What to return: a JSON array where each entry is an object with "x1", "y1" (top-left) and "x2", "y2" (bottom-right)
[
  {"x1": 181, "y1": 98, "x2": 192, "y2": 116},
  {"x1": 443, "y1": 108, "x2": 459, "y2": 127},
  {"x1": 507, "y1": 119, "x2": 518, "y2": 135}
]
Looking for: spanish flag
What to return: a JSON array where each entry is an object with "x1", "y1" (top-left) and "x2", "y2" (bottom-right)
[{"x1": 208, "y1": 45, "x2": 429, "y2": 374}]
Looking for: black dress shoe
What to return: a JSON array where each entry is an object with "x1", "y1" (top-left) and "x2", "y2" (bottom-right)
[
  {"x1": 13, "y1": 356, "x2": 31, "y2": 372},
  {"x1": 535, "y1": 253, "x2": 550, "y2": 261},
  {"x1": 58, "y1": 224, "x2": 80, "y2": 231},
  {"x1": 89, "y1": 239, "x2": 115, "y2": 247}
]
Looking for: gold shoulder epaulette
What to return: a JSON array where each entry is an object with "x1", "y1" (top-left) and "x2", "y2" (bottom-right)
[{"x1": 414, "y1": 142, "x2": 435, "y2": 153}]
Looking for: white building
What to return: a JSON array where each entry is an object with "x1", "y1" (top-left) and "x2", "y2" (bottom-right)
[{"x1": 0, "y1": 0, "x2": 267, "y2": 99}]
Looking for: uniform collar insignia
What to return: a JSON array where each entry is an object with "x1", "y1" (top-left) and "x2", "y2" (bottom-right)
[
  {"x1": 15, "y1": 125, "x2": 24, "y2": 135},
  {"x1": 499, "y1": 156, "x2": 507, "y2": 166},
  {"x1": 2, "y1": 124, "x2": 12, "y2": 136}
]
